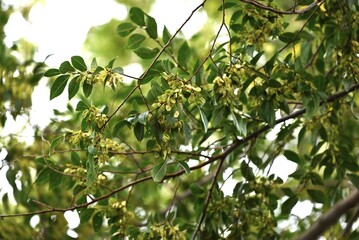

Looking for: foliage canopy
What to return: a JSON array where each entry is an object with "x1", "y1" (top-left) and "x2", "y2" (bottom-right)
[{"x1": 1, "y1": 0, "x2": 359, "y2": 239}]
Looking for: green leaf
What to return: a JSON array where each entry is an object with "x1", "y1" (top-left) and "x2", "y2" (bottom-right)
[
  {"x1": 348, "y1": 174, "x2": 359, "y2": 190},
  {"x1": 307, "y1": 189, "x2": 326, "y2": 203},
  {"x1": 178, "y1": 41, "x2": 191, "y2": 68},
  {"x1": 116, "y1": 22, "x2": 136, "y2": 37},
  {"x1": 279, "y1": 32, "x2": 297, "y2": 43},
  {"x1": 113, "y1": 120, "x2": 131, "y2": 136},
  {"x1": 134, "y1": 122, "x2": 144, "y2": 141},
  {"x1": 260, "y1": 100, "x2": 276, "y2": 127},
  {"x1": 152, "y1": 160, "x2": 167, "y2": 182},
  {"x1": 177, "y1": 161, "x2": 190, "y2": 174},
  {"x1": 212, "y1": 107, "x2": 227, "y2": 127},
  {"x1": 92, "y1": 211, "x2": 103, "y2": 232},
  {"x1": 127, "y1": 34, "x2": 146, "y2": 50},
  {"x1": 106, "y1": 58, "x2": 117, "y2": 68},
  {"x1": 91, "y1": 58, "x2": 97, "y2": 69},
  {"x1": 129, "y1": 7, "x2": 145, "y2": 26},
  {"x1": 76, "y1": 101, "x2": 88, "y2": 111},
  {"x1": 232, "y1": 112, "x2": 247, "y2": 137},
  {"x1": 50, "y1": 74, "x2": 70, "y2": 100},
  {"x1": 68, "y1": 75, "x2": 80, "y2": 100},
  {"x1": 71, "y1": 56, "x2": 87, "y2": 72},
  {"x1": 50, "y1": 135, "x2": 63, "y2": 153},
  {"x1": 240, "y1": 161, "x2": 255, "y2": 181},
  {"x1": 59, "y1": 61, "x2": 75, "y2": 73},
  {"x1": 284, "y1": 150, "x2": 301, "y2": 163},
  {"x1": 49, "y1": 171, "x2": 63, "y2": 190},
  {"x1": 250, "y1": 51, "x2": 264, "y2": 65},
  {"x1": 162, "y1": 26, "x2": 171, "y2": 44},
  {"x1": 71, "y1": 151, "x2": 81, "y2": 165},
  {"x1": 83, "y1": 81, "x2": 93, "y2": 98},
  {"x1": 44, "y1": 68, "x2": 61, "y2": 77},
  {"x1": 80, "y1": 208, "x2": 95, "y2": 224},
  {"x1": 281, "y1": 196, "x2": 298, "y2": 215},
  {"x1": 86, "y1": 154, "x2": 98, "y2": 186},
  {"x1": 35, "y1": 167, "x2": 51, "y2": 183},
  {"x1": 134, "y1": 47, "x2": 160, "y2": 59},
  {"x1": 198, "y1": 107, "x2": 208, "y2": 133},
  {"x1": 138, "y1": 111, "x2": 149, "y2": 125},
  {"x1": 145, "y1": 15, "x2": 158, "y2": 39}
]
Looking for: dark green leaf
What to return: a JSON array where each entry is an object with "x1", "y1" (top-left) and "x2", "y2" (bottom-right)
[
  {"x1": 49, "y1": 171, "x2": 62, "y2": 190},
  {"x1": 212, "y1": 107, "x2": 227, "y2": 127},
  {"x1": 134, "y1": 122, "x2": 144, "y2": 141},
  {"x1": 116, "y1": 22, "x2": 136, "y2": 37},
  {"x1": 127, "y1": 34, "x2": 146, "y2": 49},
  {"x1": 71, "y1": 151, "x2": 81, "y2": 165},
  {"x1": 240, "y1": 161, "x2": 255, "y2": 181},
  {"x1": 284, "y1": 150, "x2": 301, "y2": 163},
  {"x1": 86, "y1": 154, "x2": 98, "y2": 186},
  {"x1": 83, "y1": 81, "x2": 93, "y2": 98},
  {"x1": 129, "y1": 7, "x2": 145, "y2": 26},
  {"x1": 177, "y1": 161, "x2": 190, "y2": 174},
  {"x1": 178, "y1": 41, "x2": 191, "y2": 68},
  {"x1": 106, "y1": 58, "x2": 117, "y2": 68},
  {"x1": 92, "y1": 212, "x2": 103, "y2": 232},
  {"x1": 50, "y1": 135, "x2": 63, "y2": 153},
  {"x1": 35, "y1": 168, "x2": 51, "y2": 183},
  {"x1": 162, "y1": 26, "x2": 171, "y2": 44},
  {"x1": 80, "y1": 208, "x2": 95, "y2": 224},
  {"x1": 260, "y1": 100, "x2": 276, "y2": 126},
  {"x1": 152, "y1": 160, "x2": 167, "y2": 182},
  {"x1": 71, "y1": 56, "x2": 87, "y2": 72},
  {"x1": 73, "y1": 184, "x2": 86, "y2": 195},
  {"x1": 59, "y1": 61, "x2": 75, "y2": 73},
  {"x1": 279, "y1": 32, "x2": 297, "y2": 43},
  {"x1": 76, "y1": 101, "x2": 88, "y2": 111},
  {"x1": 281, "y1": 196, "x2": 298, "y2": 215},
  {"x1": 134, "y1": 47, "x2": 160, "y2": 59},
  {"x1": 198, "y1": 107, "x2": 208, "y2": 133},
  {"x1": 113, "y1": 120, "x2": 131, "y2": 136},
  {"x1": 307, "y1": 189, "x2": 326, "y2": 203},
  {"x1": 348, "y1": 174, "x2": 359, "y2": 190},
  {"x1": 232, "y1": 112, "x2": 247, "y2": 136},
  {"x1": 250, "y1": 51, "x2": 264, "y2": 65},
  {"x1": 44, "y1": 68, "x2": 61, "y2": 77},
  {"x1": 50, "y1": 74, "x2": 70, "y2": 100},
  {"x1": 145, "y1": 15, "x2": 158, "y2": 39},
  {"x1": 68, "y1": 75, "x2": 81, "y2": 100}
]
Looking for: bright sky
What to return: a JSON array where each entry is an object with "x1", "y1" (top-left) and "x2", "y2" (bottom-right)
[{"x1": 0, "y1": 0, "x2": 300, "y2": 237}]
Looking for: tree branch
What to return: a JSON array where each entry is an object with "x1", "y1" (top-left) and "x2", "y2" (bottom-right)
[
  {"x1": 296, "y1": 190, "x2": 359, "y2": 240},
  {"x1": 240, "y1": 0, "x2": 323, "y2": 15},
  {"x1": 1, "y1": 83, "x2": 358, "y2": 220}
]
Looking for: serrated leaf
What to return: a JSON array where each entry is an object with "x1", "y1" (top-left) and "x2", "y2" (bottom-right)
[
  {"x1": 76, "y1": 100, "x2": 88, "y2": 111},
  {"x1": 117, "y1": 22, "x2": 136, "y2": 37},
  {"x1": 80, "y1": 208, "x2": 95, "y2": 224},
  {"x1": 59, "y1": 61, "x2": 75, "y2": 73},
  {"x1": 178, "y1": 41, "x2": 191, "y2": 68},
  {"x1": 68, "y1": 75, "x2": 80, "y2": 100},
  {"x1": 71, "y1": 56, "x2": 87, "y2": 72},
  {"x1": 198, "y1": 107, "x2": 208, "y2": 133},
  {"x1": 134, "y1": 47, "x2": 159, "y2": 59},
  {"x1": 284, "y1": 150, "x2": 301, "y2": 163},
  {"x1": 50, "y1": 135, "x2": 63, "y2": 153},
  {"x1": 83, "y1": 81, "x2": 93, "y2": 98},
  {"x1": 232, "y1": 112, "x2": 247, "y2": 136},
  {"x1": 177, "y1": 161, "x2": 190, "y2": 174},
  {"x1": 145, "y1": 15, "x2": 158, "y2": 39},
  {"x1": 50, "y1": 74, "x2": 70, "y2": 100},
  {"x1": 152, "y1": 160, "x2": 167, "y2": 182},
  {"x1": 129, "y1": 7, "x2": 145, "y2": 26},
  {"x1": 127, "y1": 34, "x2": 146, "y2": 50},
  {"x1": 307, "y1": 189, "x2": 326, "y2": 203},
  {"x1": 86, "y1": 154, "x2": 98, "y2": 186},
  {"x1": 281, "y1": 196, "x2": 298, "y2": 215},
  {"x1": 92, "y1": 212, "x2": 103, "y2": 232},
  {"x1": 44, "y1": 68, "x2": 61, "y2": 77},
  {"x1": 134, "y1": 122, "x2": 144, "y2": 142}
]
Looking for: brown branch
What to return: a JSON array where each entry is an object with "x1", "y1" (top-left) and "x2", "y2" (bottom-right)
[
  {"x1": 1, "y1": 83, "x2": 358, "y2": 220},
  {"x1": 241, "y1": 0, "x2": 323, "y2": 15},
  {"x1": 296, "y1": 190, "x2": 359, "y2": 240},
  {"x1": 343, "y1": 205, "x2": 359, "y2": 238},
  {"x1": 192, "y1": 158, "x2": 225, "y2": 239}
]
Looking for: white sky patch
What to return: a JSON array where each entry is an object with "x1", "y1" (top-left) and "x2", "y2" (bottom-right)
[
  {"x1": 267, "y1": 155, "x2": 297, "y2": 182},
  {"x1": 150, "y1": 0, "x2": 207, "y2": 39},
  {"x1": 64, "y1": 210, "x2": 80, "y2": 229}
]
